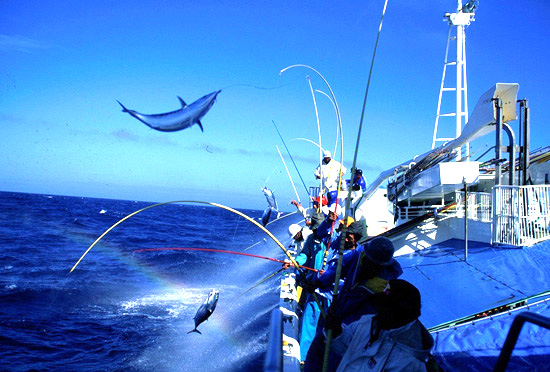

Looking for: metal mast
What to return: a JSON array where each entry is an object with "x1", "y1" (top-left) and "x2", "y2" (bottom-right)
[{"x1": 432, "y1": 1, "x2": 478, "y2": 160}]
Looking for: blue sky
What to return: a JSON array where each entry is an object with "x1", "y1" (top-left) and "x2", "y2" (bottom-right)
[{"x1": 2, "y1": 1, "x2": 549, "y2": 210}]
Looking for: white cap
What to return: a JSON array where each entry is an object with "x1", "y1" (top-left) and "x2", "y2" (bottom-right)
[
  {"x1": 288, "y1": 224, "x2": 302, "y2": 238},
  {"x1": 328, "y1": 203, "x2": 342, "y2": 216},
  {"x1": 323, "y1": 150, "x2": 331, "y2": 158}
]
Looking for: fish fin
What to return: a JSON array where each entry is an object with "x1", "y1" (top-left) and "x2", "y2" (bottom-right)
[
  {"x1": 178, "y1": 96, "x2": 187, "y2": 108},
  {"x1": 117, "y1": 100, "x2": 129, "y2": 113},
  {"x1": 198, "y1": 121, "x2": 204, "y2": 132},
  {"x1": 187, "y1": 328, "x2": 202, "y2": 335}
]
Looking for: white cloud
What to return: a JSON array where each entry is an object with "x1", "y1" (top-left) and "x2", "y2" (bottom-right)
[{"x1": 0, "y1": 34, "x2": 50, "y2": 53}]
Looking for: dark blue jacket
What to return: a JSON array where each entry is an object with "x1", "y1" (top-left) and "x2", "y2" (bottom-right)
[{"x1": 316, "y1": 244, "x2": 403, "y2": 293}]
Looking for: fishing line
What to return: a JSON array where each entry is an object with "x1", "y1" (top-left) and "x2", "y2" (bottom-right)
[
  {"x1": 272, "y1": 120, "x2": 310, "y2": 197},
  {"x1": 220, "y1": 82, "x2": 294, "y2": 91},
  {"x1": 242, "y1": 238, "x2": 266, "y2": 252},
  {"x1": 263, "y1": 165, "x2": 279, "y2": 185},
  {"x1": 232, "y1": 268, "x2": 285, "y2": 300},
  {"x1": 322, "y1": 1, "x2": 390, "y2": 370},
  {"x1": 133, "y1": 247, "x2": 319, "y2": 273},
  {"x1": 276, "y1": 145, "x2": 301, "y2": 204}
]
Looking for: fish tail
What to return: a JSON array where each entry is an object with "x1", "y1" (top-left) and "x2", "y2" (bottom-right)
[
  {"x1": 187, "y1": 328, "x2": 202, "y2": 335},
  {"x1": 116, "y1": 100, "x2": 129, "y2": 112}
]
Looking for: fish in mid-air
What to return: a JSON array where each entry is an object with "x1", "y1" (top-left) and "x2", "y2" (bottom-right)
[
  {"x1": 117, "y1": 90, "x2": 221, "y2": 132},
  {"x1": 261, "y1": 187, "x2": 281, "y2": 226},
  {"x1": 188, "y1": 289, "x2": 219, "y2": 335},
  {"x1": 262, "y1": 187, "x2": 279, "y2": 211}
]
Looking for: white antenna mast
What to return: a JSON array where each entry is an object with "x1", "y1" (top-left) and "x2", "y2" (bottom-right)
[{"x1": 432, "y1": 0, "x2": 478, "y2": 160}]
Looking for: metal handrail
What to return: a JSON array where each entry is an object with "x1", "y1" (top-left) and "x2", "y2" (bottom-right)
[
  {"x1": 493, "y1": 311, "x2": 550, "y2": 371},
  {"x1": 264, "y1": 308, "x2": 283, "y2": 372}
]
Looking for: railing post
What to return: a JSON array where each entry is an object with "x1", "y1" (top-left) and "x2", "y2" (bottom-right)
[
  {"x1": 463, "y1": 178, "x2": 468, "y2": 261},
  {"x1": 492, "y1": 186, "x2": 497, "y2": 244},
  {"x1": 502, "y1": 123, "x2": 516, "y2": 186},
  {"x1": 519, "y1": 100, "x2": 530, "y2": 186},
  {"x1": 264, "y1": 308, "x2": 283, "y2": 372},
  {"x1": 493, "y1": 97, "x2": 503, "y2": 186}
]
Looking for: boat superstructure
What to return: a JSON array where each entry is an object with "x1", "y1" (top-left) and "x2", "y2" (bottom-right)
[{"x1": 264, "y1": 1, "x2": 550, "y2": 371}]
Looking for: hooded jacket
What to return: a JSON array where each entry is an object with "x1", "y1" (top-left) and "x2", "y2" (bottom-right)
[{"x1": 331, "y1": 314, "x2": 434, "y2": 372}]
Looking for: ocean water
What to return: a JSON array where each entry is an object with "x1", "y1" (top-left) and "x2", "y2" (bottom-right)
[{"x1": 0, "y1": 191, "x2": 298, "y2": 372}]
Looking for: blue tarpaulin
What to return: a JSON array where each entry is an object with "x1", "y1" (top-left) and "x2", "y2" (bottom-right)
[{"x1": 396, "y1": 239, "x2": 550, "y2": 371}]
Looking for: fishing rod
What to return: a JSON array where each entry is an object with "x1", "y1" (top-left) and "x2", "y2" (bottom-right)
[
  {"x1": 69, "y1": 199, "x2": 328, "y2": 319},
  {"x1": 306, "y1": 75, "x2": 325, "y2": 204},
  {"x1": 70, "y1": 200, "x2": 302, "y2": 273},
  {"x1": 276, "y1": 145, "x2": 301, "y2": 204},
  {"x1": 322, "y1": 1, "x2": 390, "y2": 371},
  {"x1": 272, "y1": 120, "x2": 310, "y2": 197},
  {"x1": 133, "y1": 247, "x2": 320, "y2": 273},
  {"x1": 290, "y1": 137, "x2": 325, "y2": 151},
  {"x1": 280, "y1": 64, "x2": 346, "y2": 350},
  {"x1": 315, "y1": 89, "x2": 341, "y2": 163}
]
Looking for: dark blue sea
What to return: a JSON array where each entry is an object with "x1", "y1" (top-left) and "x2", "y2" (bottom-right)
[{"x1": 0, "y1": 191, "x2": 299, "y2": 372}]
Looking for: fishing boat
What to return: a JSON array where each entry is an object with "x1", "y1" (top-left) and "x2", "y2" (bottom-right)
[{"x1": 264, "y1": 1, "x2": 550, "y2": 371}]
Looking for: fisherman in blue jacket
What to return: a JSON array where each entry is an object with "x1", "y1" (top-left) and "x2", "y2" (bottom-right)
[
  {"x1": 344, "y1": 168, "x2": 367, "y2": 193},
  {"x1": 292, "y1": 229, "x2": 328, "y2": 362},
  {"x1": 315, "y1": 236, "x2": 403, "y2": 295}
]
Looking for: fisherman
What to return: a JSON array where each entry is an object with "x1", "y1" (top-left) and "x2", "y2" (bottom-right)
[
  {"x1": 325, "y1": 279, "x2": 434, "y2": 372},
  {"x1": 316, "y1": 204, "x2": 345, "y2": 247},
  {"x1": 303, "y1": 237, "x2": 403, "y2": 372},
  {"x1": 287, "y1": 223, "x2": 312, "y2": 254},
  {"x1": 314, "y1": 150, "x2": 347, "y2": 207},
  {"x1": 291, "y1": 195, "x2": 330, "y2": 223},
  {"x1": 322, "y1": 217, "x2": 359, "y2": 264},
  {"x1": 312, "y1": 236, "x2": 403, "y2": 296},
  {"x1": 313, "y1": 220, "x2": 365, "y2": 314},
  {"x1": 343, "y1": 168, "x2": 368, "y2": 215},
  {"x1": 344, "y1": 168, "x2": 367, "y2": 194},
  {"x1": 283, "y1": 224, "x2": 328, "y2": 363}
]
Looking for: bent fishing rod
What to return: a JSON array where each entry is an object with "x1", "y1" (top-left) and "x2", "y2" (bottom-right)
[{"x1": 69, "y1": 199, "x2": 329, "y2": 318}]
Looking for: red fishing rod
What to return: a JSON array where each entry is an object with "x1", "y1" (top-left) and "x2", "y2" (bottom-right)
[{"x1": 133, "y1": 247, "x2": 320, "y2": 273}]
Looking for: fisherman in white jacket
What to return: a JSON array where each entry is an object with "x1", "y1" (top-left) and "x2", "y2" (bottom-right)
[
  {"x1": 326, "y1": 279, "x2": 434, "y2": 372},
  {"x1": 314, "y1": 150, "x2": 347, "y2": 206}
]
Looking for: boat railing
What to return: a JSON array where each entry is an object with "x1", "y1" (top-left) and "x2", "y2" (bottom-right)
[
  {"x1": 492, "y1": 185, "x2": 550, "y2": 246},
  {"x1": 493, "y1": 311, "x2": 550, "y2": 372},
  {"x1": 397, "y1": 205, "x2": 444, "y2": 222},
  {"x1": 455, "y1": 191, "x2": 493, "y2": 222}
]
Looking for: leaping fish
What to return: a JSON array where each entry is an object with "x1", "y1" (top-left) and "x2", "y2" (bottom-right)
[
  {"x1": 117, "y1": 90, "x2": 221, "y2": 132},
  {"x1": 261, "y1": 187, "x2": 281, "y2": 226},
  {"x1": 262, "y1": 187, "x2": 279, "y2": 211},
  {"x1": 188, "y1": 289, "x2": 219, "y2": 335}
]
